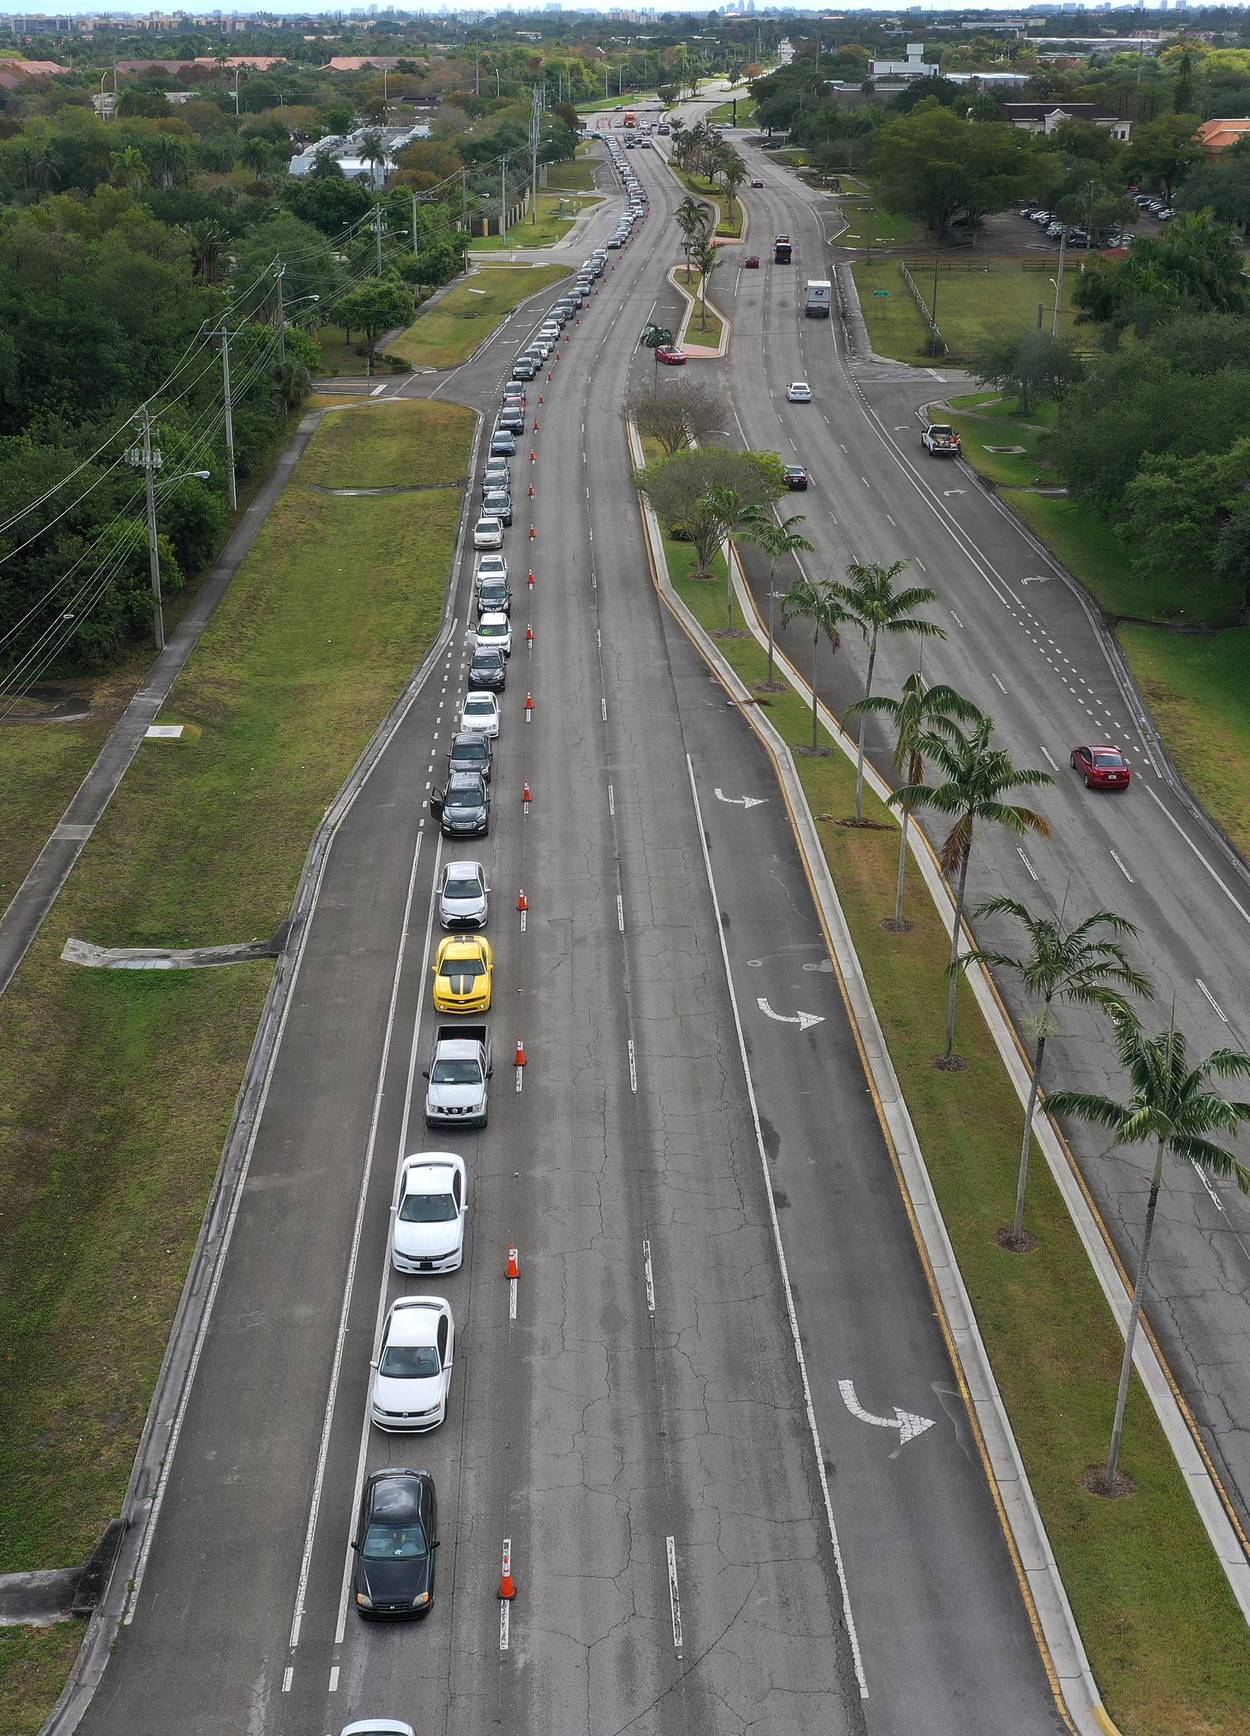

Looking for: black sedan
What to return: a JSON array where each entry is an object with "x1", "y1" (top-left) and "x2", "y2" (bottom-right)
[
  {"x1": 352, "y1": 1468, "x2": 439, "y2": 1620},
  {"x1": 476, "y1": 577, "x2": 511, "y2": 617},
  {"x1": 447, "y1": 729, "x2": 491, "y2": 783},
  {"x1": 431, "y1": 771, "x2": 489, "y2": 837},
  {"x1": 469, "y1": 647, "x2": 506, "y2": 692},
  {"x1": 783, "y1": 464, "x2": 810, "y2": 491}
]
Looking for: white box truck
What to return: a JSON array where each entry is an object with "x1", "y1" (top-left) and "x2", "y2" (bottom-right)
[{"x1": 804, "y1": 279, "x2": 832, "y2": 318}]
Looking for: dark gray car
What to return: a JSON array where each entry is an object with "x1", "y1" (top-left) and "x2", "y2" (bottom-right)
[
  {"x1": 447, "y1": 730, "x2": 492, "y2": 783},
  {"x1": 431, "y1": 772, "x2": 490, "y2": 837}
]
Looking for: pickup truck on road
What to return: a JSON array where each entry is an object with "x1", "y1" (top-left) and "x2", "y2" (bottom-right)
[
  {"x1": 920, "y1": 423, "x2": 962, "y2": 457},
  {"x1": 773, "y1": 234, "x2": 793, "y2": 264},
  {"x1": 423, "y1": 1024, "x2": 492, "y2": 1128}
]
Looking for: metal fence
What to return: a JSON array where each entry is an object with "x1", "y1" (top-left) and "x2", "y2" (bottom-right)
[{"x1": 898, "y1": 262, "x2": 948, "y2": 358}]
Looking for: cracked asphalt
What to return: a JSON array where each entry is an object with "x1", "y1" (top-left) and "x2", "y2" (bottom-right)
[{"x1": 76, "y1": 113, "x2": 1065, "y2": 1736}]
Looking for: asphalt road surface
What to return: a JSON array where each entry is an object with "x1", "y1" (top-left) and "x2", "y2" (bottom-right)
[
  {"x1": 695, "y1": 129, "x2": 1250, "y2": 1538},
  {"x1": 77, "y1": 123, "x2": 1065, "y2": 1736}
]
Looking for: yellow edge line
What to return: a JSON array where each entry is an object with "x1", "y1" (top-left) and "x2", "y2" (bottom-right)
[{"x1": 636, "y1": 494, "x2": 1099, "y2": 1736}]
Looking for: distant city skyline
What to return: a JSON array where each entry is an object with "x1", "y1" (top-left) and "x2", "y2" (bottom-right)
[{"x1": 0, "y1": 0, "x2": 1232, "y2": 17}]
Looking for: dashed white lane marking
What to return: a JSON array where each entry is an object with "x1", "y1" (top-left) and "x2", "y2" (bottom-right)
[
  {"x1": 860, "y1": 475, "x2": 870, "y2": 488},
  {"x1": 886, "y1": 513, "x2": 895, "y2": 526},
  {"x1": 617, "y1": 893, "x2": 625, "y2": 933},
  {"x1": 328, "y1": 1666, "x2": 339, "y2": 1693},
  {"x1": 949, "y1": 610, "x2": 964, "y2": 629},
  {"x1": 282, "y1": 1668, "x2": 293, "y2": 1693},
  {"x1": 666, "y1": 1536, "x2": 684, "y2": 1655},
  {"x1": 499, "y1": 1539, "x2": 513, "y2": 1652},
  {"x1": 914, "y1": 558, "x2": 926, "y2": 571},
  {"x1": 643, "y1": 1239, "x2": 656, "y2": 1315},
  {"x1": 991, "y1": 672, "x2": 1008, "y2": 694},
  {"x1": 601, "y1": 696, "x2": 608, "y2": 722},
  {"x1": 1017, "y1": 847, "x2": 1038, "y2": 883},
  {"x1": 1197, "y1": 978, "x2": 1229, "y2": 1023},
  {"x1": 1110, "y1": 849, "x2": 1135, "y2": 884},
  {"x1": 509, "y1": 1274, "x2": 518, "y2": 1321},
  {"x1": 608, "y1": 783, "x2": 615, "y2": 816},
  {"x1": 627, "y1": 1038, "x2": 638, "y2": 1093}
]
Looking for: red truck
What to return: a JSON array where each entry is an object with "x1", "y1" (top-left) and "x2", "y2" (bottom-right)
[{"x1": 773, "y1": 234, "x2": 792, "y2": 264}]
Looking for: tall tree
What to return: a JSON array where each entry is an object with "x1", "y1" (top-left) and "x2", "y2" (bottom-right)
[
  {"x1": 870, "y1": 102, "x2": 1034, "y2": 238},
  {"x1": 753, "y1": 513, "x2": 815, "y2": 688},
  {"x1": 971, "y1": 330, "x2": 1085, "y2": 413},
  {"x1": 332, "y1": 278, "x2": 414, "y2": 375},
  {"x1": 894, "y1": 716, "x2": 1051, "y2": 1064},
  {"x1": 848, "y1": 676, "x2": 982, "y2": 931},
  {"x1": 958, "y1": 899, "x2": 1151, "y2": 1245},
  {"x1": 829, "y1": 560, "x2": 944, "y2": 821},
  {"x1": 700, "y1": 484, "x2": 767, "y2": 630},
  {"x1": 781, "y1": 571, "x2": 850, "y2": 752},
  {"x1": 691, "y1": 234, "x2": 720, "y2": 333},
  {"x1": 1049, "y1": 1012, "x2": 1250, "y2": 1488},
  {"x1": 674, "y1": 192, "x2": 709, "y2": 283}
]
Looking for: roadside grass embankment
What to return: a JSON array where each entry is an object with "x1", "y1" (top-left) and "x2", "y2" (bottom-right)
[
  {"x1": 0, "y1": 396, "x2": 475, "y2": 1736},
  {"x1": 941, "y1": 389, "x2": 1249, "y2": 857},
  {"x1": 648, "y1": 513, "x2": 1250, "y2": 1736},
  {"x1": 836, "y1": 192, "x2": 921, "y2": 251},
  {"x1": 546, "y1": 158, "x2": 598, "y2": 192},
  {"x1": 470, "y1": 189, "x2": 602, "y2": 253},
  {"x1": 854, "y1": 257, "x2": 1080, "y2": 363},
  {"x1": 707, "y1": 96, "x2": 754, "y2": 125},
  {"x1": 389, "y1": 264, "x2": 570, "y2": 370}
]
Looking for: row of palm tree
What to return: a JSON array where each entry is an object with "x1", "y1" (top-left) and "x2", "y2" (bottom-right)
[
  {"x1": 669, "y1": 119, "x2": 749, "y2": 221},
  {"x1": 673, "y1": 194, "x2": 721, "y2": 334},
  {"x1": 740, "y1": 547, "x2": 1250, "y2": 1490}
]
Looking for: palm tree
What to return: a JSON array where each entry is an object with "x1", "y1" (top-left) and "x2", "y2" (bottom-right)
[
  {"x1": 720, "y1": 151, "x2": 748, "y2": 222},
  {"x1": 828, "y1": 560, "x2": 945, "y2": 822},
  {"x1": 675, "y1": 193, "x2": 708, "y2": 283},
  {"x1": 1048, "y1": 1010, "x2": 1250, "y2": 1488},
  {"x1": 185, "y1": 218, "x2": 230, "y2": 283},
  {"x1": 894, "y1": 715, "x2": 1051, "y2": 1064},
  {"x1": 958, "y1": 899, "x2": 1152, "y2": 1246},
  {"x1": 781, "y1": 571, "x2": 850, "y2": 752},
  {"x1": 110, "y1": 146, "x2": 148, "y2": 192},
  {"x1": 691, "y1": 234, "x2": 720, "y2": 332},
  {"x1": 359, "y1": 129, "x2": 387, "y2": 190},
  {"x1": 239, "y1": 135, "x2": 271, "y2": 188},
  {"x1": 754, "y1": 514, "x2": 815, "y2": 688},
  {"x1": 848, "y1": 676, "x2": 981, "y2": 931},
  {"x1": 149, "y1": 131, "x2": 190, "y2": 190},
  {"x1": 700, "y1": 485, "x2": 767, "y2": 630},
  {"x1": 29, "y1": 144, "x2": 62, "y2": 194}
]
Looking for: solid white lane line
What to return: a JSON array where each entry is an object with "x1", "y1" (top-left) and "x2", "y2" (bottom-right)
[
  {"x1": 1141, "y1": 783, "x2": 1250, "y2": 929},
  {"x1": 685, "y1": 758, "x2": 868, "y2": 1698},
  {"x1": 1197, "y1": 978, "x2": 1229, "y2": 1023},
  {"x1": 627, "y1": 1038, "x2": 638, "y2": 1093},
  {"x1": 992, "y1": 673, "x2": 1008, "y2": 694},
  {"x1": 1017, "y1": 847, "x2": 1038, "y2": 883},
  {"x1": 643, "y1": 1238, "x2": 656, "y2": 1315},
  {"x1": 287, "y1": 825, "x2": 432, "y2": 1651},
  {"x1": 1110, "y1": 849, "x2": 1135, "y2": 884},
  {"x1": 666, "y1": 1536, "x2": 684, "y2": 1655}
]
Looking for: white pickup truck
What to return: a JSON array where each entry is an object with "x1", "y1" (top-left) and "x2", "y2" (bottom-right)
[
  {"x1": 423, "y1": 1024, "x2": 492, "y2": 1128},
  {"x1": 920, "y1": 423, "x2": 962, "y2": 458}
]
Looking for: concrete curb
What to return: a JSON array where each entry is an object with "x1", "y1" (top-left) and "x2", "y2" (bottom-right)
[
  {"x1": 626, "y1": 414, "x2": 1112, "y2": 1734},
  {"x1": 37, "y1": 408, "x2": 485, "y2": 1736},
  {"x1": 665, "y1": 264, "x2": 730, "y2": 358},
  {"x1": 835, "y1": 260, "x2": 904, "y2": 367}
]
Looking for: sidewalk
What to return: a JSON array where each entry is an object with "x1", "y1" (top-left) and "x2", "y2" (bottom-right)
[{"x1": 0, "y1": 409, "x2": 325, "y2": 999}]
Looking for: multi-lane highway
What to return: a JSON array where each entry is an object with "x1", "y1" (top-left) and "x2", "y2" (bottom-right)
[
  {"x1": 71, "y1": 111, "x2": 1078, "y2": 1736},
  {"x1": 665, "y1": 125, "x2": 1250, "y2": 1538}
]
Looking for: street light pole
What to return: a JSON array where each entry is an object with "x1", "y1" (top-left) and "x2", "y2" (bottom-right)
[
  {"x1": 500, "y1": 153, "x2": 509, "y2": 244},
  {"x1": 1051, "y1": 227, "x2": 1067, "y2": 338}
]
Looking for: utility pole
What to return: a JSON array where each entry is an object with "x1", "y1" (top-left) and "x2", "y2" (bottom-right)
[
  {"x1": 474, "y1": 44, "x2": 480, "y2": 96},
  {"x1": 130, "y1": 406, "x2": 165, "y2": 652},
  {"x1": 500, "y1": 154, "x2": 508, "y2": 243},
  {"x1": 374, "y1": 202, "x2": 384, "y2": 276},
  {"x1": 275, "y1": 257, "x2": 286, "y2": 365},
  {"x1": 1052, "y1": 227, "x2": 1067, "y2": 338},
  {"x1": 411, "y1": 190, "x2": 420, "y2": 257},
  {"x1": 529, "y1": 83, "x2": 542, "y2": 224},
  {"x1": 203, "y1": 325, "x2": 238, "y2": 511}
]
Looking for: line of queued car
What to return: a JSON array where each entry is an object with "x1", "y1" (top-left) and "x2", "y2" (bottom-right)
[{"x1": 606, "y1": 133, "x2": 648, "y2": 250}]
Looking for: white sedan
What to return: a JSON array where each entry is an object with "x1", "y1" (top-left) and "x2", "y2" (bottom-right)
[
  {"x1": 473, "y1": 516, "x2": 504, "y2": 550},
  {"x1": 475, "y1": 552, "x2": 508, "y2": 586},
  {"x1": 390, "y1": 1153, "x2": 467, "y2": 1275},
  {"x1": 460, "y1": 690, "x2": 500, "y2": 738},
  {"x1": 475, "y1": 611, "x2": 512, "y2": 658},
  {"x1": 370, "y1": 1296, "x2": 454, "y2": 1433},
  {"x1": 786, "y1": 381, "x2": 812, "y2": 403}
]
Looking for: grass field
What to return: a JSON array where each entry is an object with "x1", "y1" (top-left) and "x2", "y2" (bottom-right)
[
  {"x1": 707, "y1": 95, "x2": 754, "y2": 125},
  {"x1": 0, "y1": 398, "x2": 474, "y2": 1736},
  {"x1": 1120, "y1": 624, "x2": 1250, "y2": 861},
  {"x1": 577, "y1": 90, "x2": 659, "y2": 114},
  {"x1": 837, "y1": 195, "x2": 921, "y2": 250},
  {"x1": 389, "y1": 265, "x2": 570, "y2": 370},
  {"x1": 470, "y1": 189, "x2": 601, "y2": 253},
  {"x1": 655, "y1": 525, "x2": 1250, "y2": 1736},
  {"x1": 546, "y1": 158, "x2": 598, "y2": 192},
  {"x1": 854, "y1": 258, "x2": 1079, "y2": 362}
]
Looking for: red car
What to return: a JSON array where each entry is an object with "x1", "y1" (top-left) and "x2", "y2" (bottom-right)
[
  {"x1": 1070, "y1": 744, "x2": 1131, "y2": 790},
  {"x1": 743, "y1": 254, "x2": 760, "y2": 268},
  {"x1": 655, "y1": 346, "x2": 687, "y2": 366}
]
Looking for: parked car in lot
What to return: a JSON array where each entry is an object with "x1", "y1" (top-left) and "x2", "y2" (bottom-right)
[
  {"x1": 431, "y1": 771, "x2": 490, "y2": 837},
  {"x1": 391, "y1": 1153, "x2": 466, "y2": 1274},
  {"x1": 786, "y1": 381, "x2": 812, "y2": 403},
  {"x1": 921, "y1": 423, "x2": 961, "y2": 457},
  {"x1": 460, "y1": 690, "x2": 500, "y2": 738},
  {"x1": 1070, "y1": 743, "x2": 1131, "y2": 790},
  {"x1": 782, "y1": 464, "x2": 809, "y2": 490},
  {"x1": 351, "y1": 1468, "x2": 438, "y2": 1619},
  {"x1": 473, "y1": 516, "x2": 503, "y2": 550},
  {"x1": 370, "y1": 1298, "x2": 454, "y2": 1434}
]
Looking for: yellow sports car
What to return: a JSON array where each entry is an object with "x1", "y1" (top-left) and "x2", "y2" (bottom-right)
[{"x1": 432, "y1": 935, "x2": 494, "y2": 1014}]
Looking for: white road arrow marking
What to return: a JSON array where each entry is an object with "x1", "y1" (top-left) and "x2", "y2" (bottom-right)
[
  {"x1": 1021, "y1": 574, "x2": 1051, "y2": 585},
  {"x1": 838, "y1": 1379, "x2": 935, "y2": 1451},
  {"x1": 942, "y1": 489, "x2": 966, "y2": 497},
  {"x1": 756, "y1": 997, "x2": 824, "y2": 1032},
  {"x1": 714, "y1": 788, "x2": 767, "y2": 809}
]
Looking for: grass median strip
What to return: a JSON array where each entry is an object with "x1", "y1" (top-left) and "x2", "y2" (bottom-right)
[
  {"x1": 389, "y1": 265, "x2": 570, "y2": 370},
  {"x1": 670, "y1": 166, "x2": 743, "y2": 239},
  {"x1": 854, "y1": 259, "x2": 1079, "y2": 363},
  {"x1": 0, "y1": 397, "x2": 474, "y2": 1736},
  {"x1": 655, "y1": 526, "x2": 1250, "y2": 1736}
]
